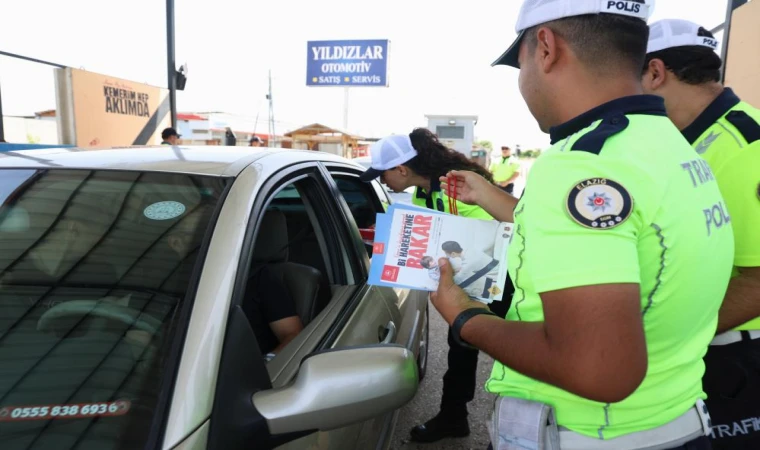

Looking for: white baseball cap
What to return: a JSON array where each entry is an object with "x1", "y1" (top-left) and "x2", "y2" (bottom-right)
[
  {"x1": 647, "y1": 19, "x2": 719, "y2": 54},
  {"x1": 359, "y1": 134, "x2": 418, "y2": 182},
  {"x1": 492, "y1": 0, "x2": 654, "y2": 68}
]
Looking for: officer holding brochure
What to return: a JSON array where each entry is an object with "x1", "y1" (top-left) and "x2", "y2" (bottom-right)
[{"x1": 430, "y1": 0, "x2": 733, "y2": 449}]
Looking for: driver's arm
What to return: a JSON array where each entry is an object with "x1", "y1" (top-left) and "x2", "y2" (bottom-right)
[{"x1": 270, "y1": 317, "x2": 304, "y2": 353}]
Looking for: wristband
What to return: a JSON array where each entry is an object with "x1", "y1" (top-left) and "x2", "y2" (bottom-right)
[{"x1": 451, "y1": 308, "x2": 498, "y2": 349}]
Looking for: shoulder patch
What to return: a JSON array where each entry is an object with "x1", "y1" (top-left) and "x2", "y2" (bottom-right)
[
  {"x1": 725, "y1": 110, "x2": 760, "y2": 144},
  {"x1": 570, "y1": 114, "x2": 630, "y2": 155},
  {"x1": 566, "y1": 178, "x2": 633, "y2": 229}
]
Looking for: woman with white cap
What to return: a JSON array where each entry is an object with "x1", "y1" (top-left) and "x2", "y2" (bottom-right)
[{"x1": 360, "y1": 127, "x2": 514, "y2": 443}]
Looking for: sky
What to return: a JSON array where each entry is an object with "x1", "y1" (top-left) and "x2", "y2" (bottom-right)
[{"x1": 0, "y1": 1, "x2": 730, "y2": 149}]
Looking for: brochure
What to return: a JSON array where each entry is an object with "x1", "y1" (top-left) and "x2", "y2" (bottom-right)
[{"x1": 369, "y1": 204, "x2": 514, "y2": 303}]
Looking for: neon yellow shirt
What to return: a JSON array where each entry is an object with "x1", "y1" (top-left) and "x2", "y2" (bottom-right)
[
  {"x1": 486, "y1": 96, "x2": 734, "y2": 439},
  {"x1": 682, "y1": 88, "x2": 760, "y2": 331},
  {"x1": 411, "y1": 178, "x2": 493, "y2": 220},
  {"x1": 490, "y1": 157, "x2": 520, "y2": 183}
]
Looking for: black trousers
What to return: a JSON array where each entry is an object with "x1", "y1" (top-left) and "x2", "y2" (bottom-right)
[
  {"x1": 703, "y1": 337, "x2": 760, "y2": 449},
  {"x1": 440, "y1": 276, "x2": 513, "y2": 419},
  {"x1": 486, "y1": 435, "x2": 711, "y2": 450}
]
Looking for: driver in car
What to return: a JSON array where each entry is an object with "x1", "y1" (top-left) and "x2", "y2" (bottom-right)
[{"x1": 241, "y1": 266, "x2": 304, "y2": 361}]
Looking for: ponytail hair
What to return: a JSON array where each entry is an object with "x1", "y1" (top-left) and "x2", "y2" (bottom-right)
[{"x1": 405, "y1": 128, "x2": 494, "y2": 183}]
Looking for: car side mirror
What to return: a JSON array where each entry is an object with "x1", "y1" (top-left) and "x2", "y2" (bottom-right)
[{"x1": 252, "y1": 345, "x2": 418, "y2": 434}]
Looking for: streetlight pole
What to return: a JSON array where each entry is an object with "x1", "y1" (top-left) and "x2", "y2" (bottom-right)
[{"x1": 166, "y1": 0, "x2": 177, "y2": 129}]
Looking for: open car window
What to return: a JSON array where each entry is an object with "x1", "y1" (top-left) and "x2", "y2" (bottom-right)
[{"x1": 0, "y1": 169, "x2": 228, "y2": 450}]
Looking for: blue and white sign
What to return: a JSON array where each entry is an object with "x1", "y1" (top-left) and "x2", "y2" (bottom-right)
[{"x1": 306, "y1": 39, "x2": 389, "y2": 87}]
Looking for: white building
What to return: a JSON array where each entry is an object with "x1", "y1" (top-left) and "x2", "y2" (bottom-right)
[
  {"x1": 176, "y1": 112, "x2": 274, "y2": 146},
  {"x1": 424, "y1": 114, "x2": 478, "y2": 156}
]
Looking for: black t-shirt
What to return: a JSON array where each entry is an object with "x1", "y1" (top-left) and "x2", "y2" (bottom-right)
[{"x1": 242, "y1": 265, "x2": 298, "y2": 355}]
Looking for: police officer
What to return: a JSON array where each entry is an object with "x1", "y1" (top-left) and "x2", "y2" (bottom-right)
[
  {"x1": 642, "y1": 19, "x2": 760, "y2": 449},
  {"x1": 359, "y1": 128, "x2": 514, "y2": 443},
  {"x1": 161, "y1": 127, "x2": 180, "y2": 145},
  {"x1": 431, "y1": 1, "x2": 733, "y2": 449},
  {"x1": 489, "y1": 146, "x2": 521, "y2": 194}
]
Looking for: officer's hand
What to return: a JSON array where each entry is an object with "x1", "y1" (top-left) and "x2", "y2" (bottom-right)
[
  {"x1": 440, "y1": 170, "x2": 490, "y2": 206},
  {"x1": 430, "y1": 258, "x2": 486, "y2": 325}
]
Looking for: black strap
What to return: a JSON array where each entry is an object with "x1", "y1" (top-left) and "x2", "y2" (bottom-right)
[
  {"x1": 725, "y1": 111, "x2": 760, "y2": 144},
  {"x1": 741, "y1": 330, "x2": 752, "y2": 342},
  {"x1": 451, "y1": 307, "x2": 498, "y2": 349},
  {"x1": 459, "y1": 259, "x2": 499, "y2": 289}
]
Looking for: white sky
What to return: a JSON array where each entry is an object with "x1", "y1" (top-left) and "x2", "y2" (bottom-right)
[{"x1": 0, "y1": 1, "x2": 729, "y2": 149}]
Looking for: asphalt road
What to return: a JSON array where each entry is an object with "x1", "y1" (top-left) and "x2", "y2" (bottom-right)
[{"x1": 390, "y1": 303, "x2": 495, "y2": 450}]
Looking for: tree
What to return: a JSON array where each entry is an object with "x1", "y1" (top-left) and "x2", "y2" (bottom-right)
[{"x1": 477, "y1": 140, "x2": 493, "y2": 151}]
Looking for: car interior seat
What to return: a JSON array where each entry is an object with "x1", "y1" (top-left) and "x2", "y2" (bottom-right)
[{"x1": 250, "y1": 209, "x2": 325, "y2": 326}]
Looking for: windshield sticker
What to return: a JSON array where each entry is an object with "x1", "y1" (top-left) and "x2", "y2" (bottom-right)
[
  {"x1": 144, "y1": 201, "x2": 186, "y2": 220},
  {"x1": 0, "y1": 400, "x2": 131, "y2": 422}
]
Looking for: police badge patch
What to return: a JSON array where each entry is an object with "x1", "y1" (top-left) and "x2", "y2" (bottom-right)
[{"x1": 566, "y1": 178, "x2": 633, "y2": 229}]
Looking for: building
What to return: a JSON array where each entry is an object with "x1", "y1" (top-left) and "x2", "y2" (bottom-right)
[
  {"x1": 424, "y1": 114, "x2": 478, "y2": 156},
  {"x1": 1, "y1": 110, "x2": 60, "y2": 145},
  {"x1": 284, "y1": 123, "x2": 364, "y2": 157},
  {"x1": 724, "y1": 0, "x2": 760, "y2": 106},
  {"x1": 176, "y1": 112, "x2": 286, "y2": 147}
]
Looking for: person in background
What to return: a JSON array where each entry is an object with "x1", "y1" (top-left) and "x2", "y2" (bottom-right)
[
  {"x1": 489, "y1": 145, "x2": 521, "y2": 194},
  {"x1": 432, "y1": 0, "x2": 734, "y2": 448},
  {"x1": 249, "y1": 136, "x2": 264, "y2": 147},
  {"x1": 642, "y1": 19, "x2": 760, "y2": 449},
  {"x1": 359, "y1": 128, "x2": 514, "y2": 444},
  {"x1": 161, "y1": 128, "x2": 180, "y2": 146}
]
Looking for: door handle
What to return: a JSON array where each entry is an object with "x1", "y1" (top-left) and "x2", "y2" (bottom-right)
[{"x1": 379, "y1": 321, "x2": 397, "y2": 344}]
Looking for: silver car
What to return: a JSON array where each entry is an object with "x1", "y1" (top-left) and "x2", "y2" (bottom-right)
[{"x1": 0, "y1": 146, "x2": 429, "y2": 450}]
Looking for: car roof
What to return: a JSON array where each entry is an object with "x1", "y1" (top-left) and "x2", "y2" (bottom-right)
[{"x1": 0, "y1": 145, "x2": 359, "y2": 177}]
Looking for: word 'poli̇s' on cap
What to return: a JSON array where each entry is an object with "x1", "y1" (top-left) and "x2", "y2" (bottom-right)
[
  {"x1": 492, "y1": 0, "x2": 655, "y2": 68},
  {"x1": 359, "y1": 134, "x2": 418, "y2": 182},
  {"x1": 647, "y1": 19, "x2": 719, "y2": 55}
]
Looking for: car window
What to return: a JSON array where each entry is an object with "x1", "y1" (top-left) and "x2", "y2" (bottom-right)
[
  {"x1": 0, "y1": 168, "x2": 228, "y2": 450},
  {"x1": 243, "y1": 180, "x2": 335, "y2": 362},
  {"x1": 331, "y1": 175, "x2": 385, "y2": 255}
]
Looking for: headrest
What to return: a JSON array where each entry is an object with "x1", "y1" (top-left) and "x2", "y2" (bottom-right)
[{"x1": 253, "y1": 209, "x2": 288, "y2": 263}]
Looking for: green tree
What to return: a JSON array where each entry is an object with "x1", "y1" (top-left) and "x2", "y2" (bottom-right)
[{"x1": 477, "y1": 140, "x2": 493, "y2": 151}]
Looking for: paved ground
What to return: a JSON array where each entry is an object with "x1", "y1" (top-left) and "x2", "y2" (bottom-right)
[{"x1": 390, "y1": 304, "x2": 495, "y2": 450}]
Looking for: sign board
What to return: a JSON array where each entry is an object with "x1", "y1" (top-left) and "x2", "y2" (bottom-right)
[
  {"x1": 725, "y1": 0, "x2": 760, "y2": 106},
  {"x1": 306, "y1": 40, "x2": 389, "y2": 87},
  {"x1": 54, "y1": 68, "x2": 171, "y2": 147}
]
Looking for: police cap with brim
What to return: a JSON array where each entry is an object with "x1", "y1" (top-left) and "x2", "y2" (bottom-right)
[
  {"x1": 646, "y1": 19, "x2": 720, "y2": 55},
  {"x1": 359, "y1": 134, "x2": 418, "y2": 182},
  {"x1": 492, "y1": 0, "x2": 654, "y2": 69}
]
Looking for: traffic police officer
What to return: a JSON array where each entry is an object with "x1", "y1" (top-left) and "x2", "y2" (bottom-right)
[
  {"x1": 430, "y1": 1, "x2": 734, "y2": 449},
  {"x1": 360, "y1": 128, "x2": 514, "y2": 443},
  {"x1": 490, "y1": 146, "x2": 521, "y2": 194},
  {"x1": 642, "y1": 19, "x2": 760, "y2": 449}
]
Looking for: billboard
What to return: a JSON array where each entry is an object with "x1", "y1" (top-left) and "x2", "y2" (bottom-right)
[
  {"x1": 725, "y1": 0, "x2": 760, "y2": 107},
  {"x1": 54, "y1": 68, "x2": 171, "y2": 147},
  {"x1": 306, "y1": 40, "x2": 389, "y2": 87}
]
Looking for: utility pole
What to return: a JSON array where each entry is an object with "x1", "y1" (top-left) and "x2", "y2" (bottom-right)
[
  {"x1": 166, "y1": 0, "x2": 177, "y2": 128},
  {"x1": 267, "y1": 70, "x2": 276, "y2": 147}
]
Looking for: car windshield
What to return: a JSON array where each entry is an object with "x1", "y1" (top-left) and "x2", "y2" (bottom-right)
[{"x1": 0, "y1": 169, "x2": 228, "y2": 450}]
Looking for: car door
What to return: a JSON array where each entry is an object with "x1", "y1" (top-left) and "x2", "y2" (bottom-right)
[
  {"x1": 319, "y1": 163, "x2": 429, "y2": 449},
  {"x1": 206, "y1": 160, "x2": 402, "y2": 450}
]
